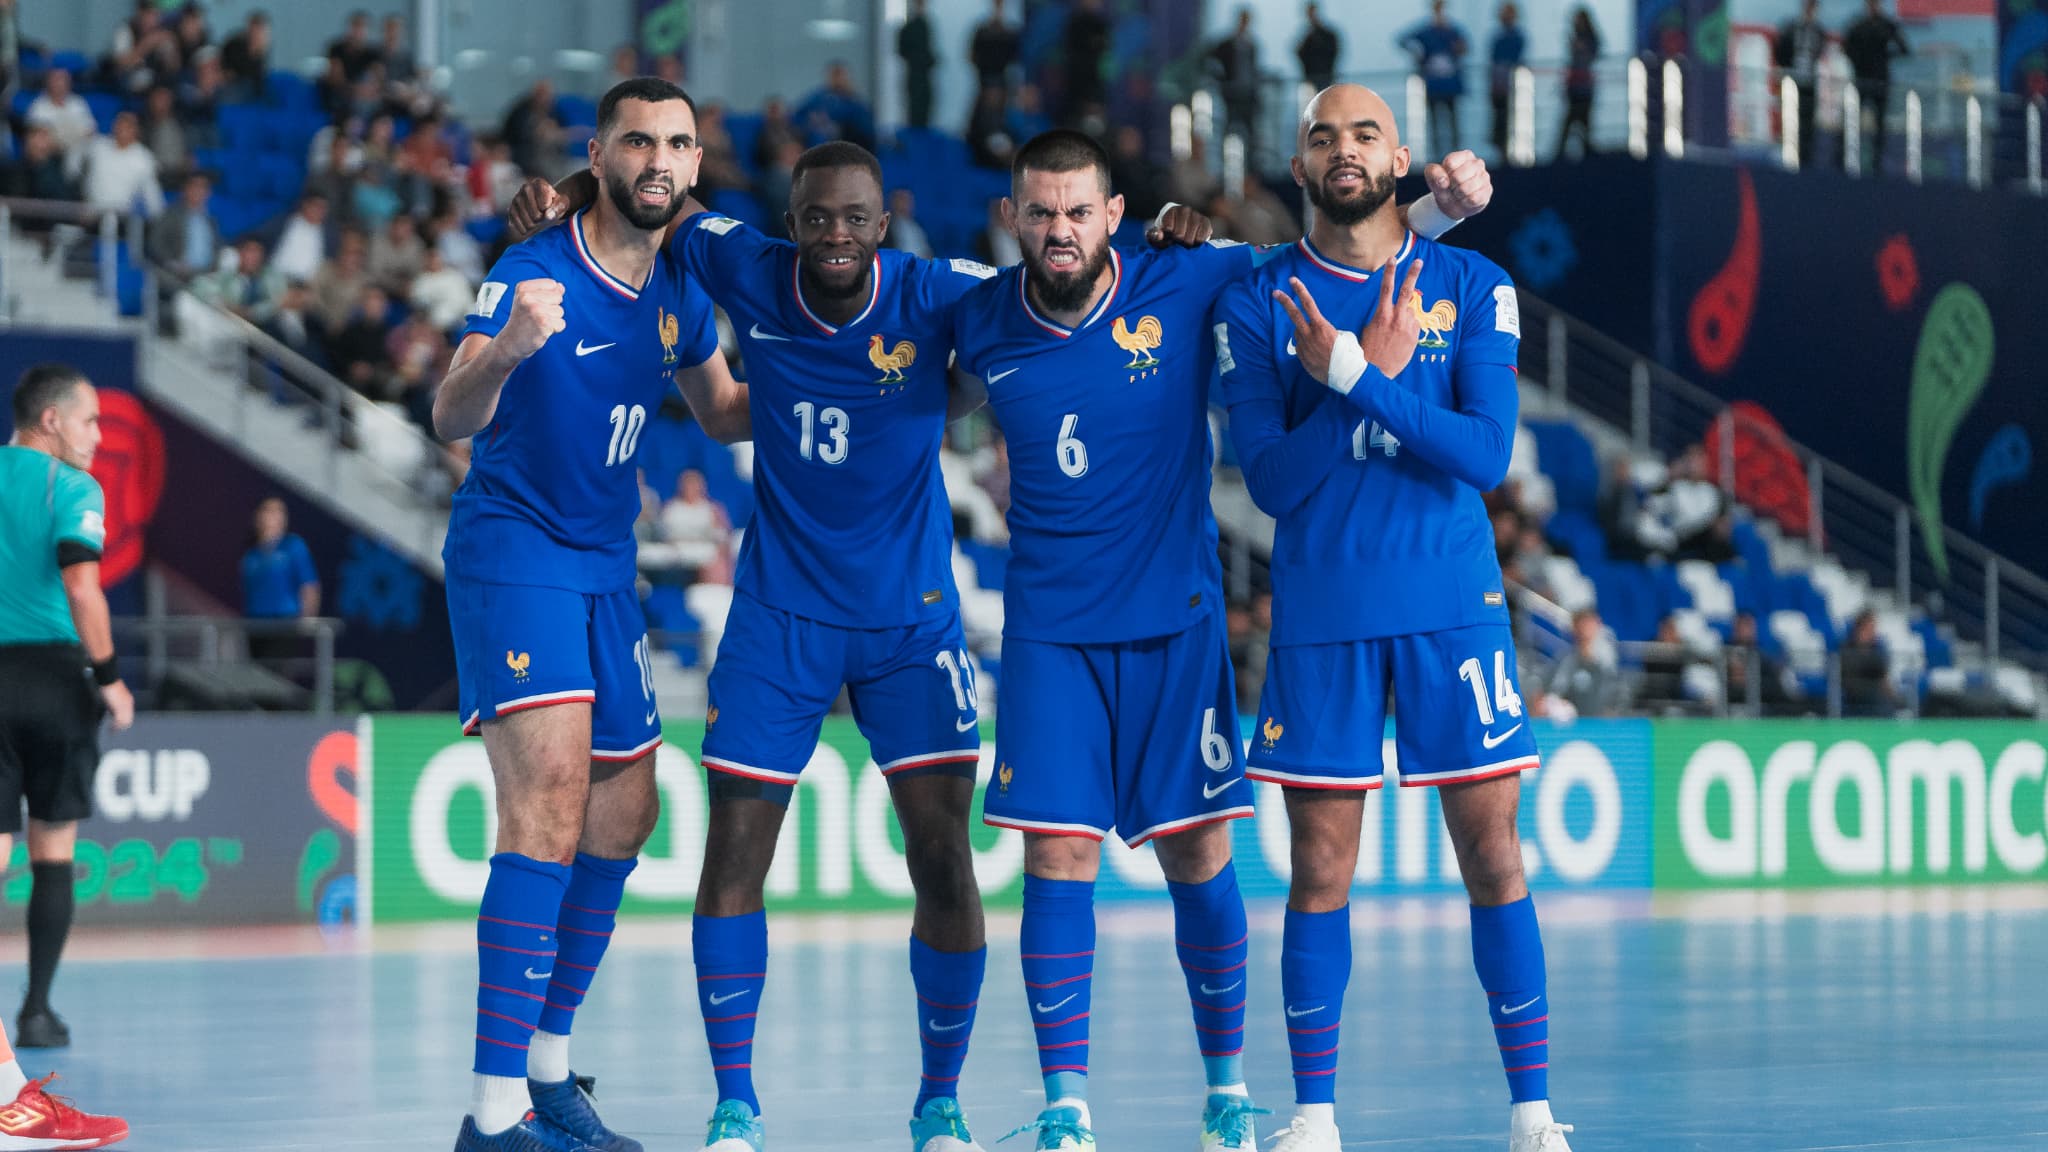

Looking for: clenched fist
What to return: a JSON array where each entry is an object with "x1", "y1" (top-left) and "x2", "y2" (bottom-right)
[
  {"x1": 1422, "y1": 150, "x2": 1491, "y2": 221},
  {"x1": 497, "y1": 279, "x2": 567, "y2": 361},
  {"x1": 1147, "y1": 203, "x2": 1215, "y2": 248},
  {"x1": 509, "y1": 177, "x2": 569, "y2": 241}
]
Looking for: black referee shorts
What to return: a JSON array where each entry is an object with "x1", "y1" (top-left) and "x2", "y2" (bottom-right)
[{"x1": 0, "y1": 644, "x2": 105, "y2": 833}]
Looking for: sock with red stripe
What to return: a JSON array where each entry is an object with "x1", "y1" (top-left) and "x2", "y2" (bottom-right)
[
  {"x1": 529, "y1": 852, "x2": 635, "y2": 1082},
  {"x1": 472, "y1": 852, "x2": 570, "y2": 1133},
  {"x1": 1020, "y1": 874, "x2": 1094, "y2": 1105},
  {"x1": 1472, "y1": 895, "x2": 1549, "y2": 1104},
  {"x1": 1280, "y1": 903, "x2": 1350, "y2": 1106},
  {"x1": 909, "y1": 935, "x2": 985, "y2": 1113},
  {"x1": 694, "y1": 909, "x2": 768, "y2": 1113},
  {"x1": 1167, "y1": 862, "x2": 1249, "y2": 1091}
]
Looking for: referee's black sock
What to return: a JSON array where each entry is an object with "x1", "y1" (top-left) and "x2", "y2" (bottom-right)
[{"x1": 24, "y1": 861, "x2": 75, "y2": 1011}]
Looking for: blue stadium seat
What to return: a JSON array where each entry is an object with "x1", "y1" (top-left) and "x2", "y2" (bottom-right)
[
  {"x1": 725, "y1": 113, "x2": 763, "y2": 177},
  {"x1": 267, "y1": 71, "x2": 316, "y2": 111},
  {"x1": 465, "y1": 217, "x2": 507, "y2": 247},
  {"x1": 1771, "y1": 573, "x2": 1835, "y2": 644},
  {"x1": 554, "y1": 94, "x2": 598, "y2": 129},
  {"x1": 1595, "y1": 564, "x2": 1662, "y2": 642},
  {"x1": 83, "y1": 92, "x2": 124, "y2": 133},
  {"x1": 9, "y1": 90, "x2": 36, "y2": 119},
  {"x1": 706, "y1": 189, "x2": 764, "y2": 232},
  {"x1": 50, "y1": 51, "x2": 91, "y2": 76},
  {"x1": 1545, "y1": 507, "x2": 1607, "y2": 569},
  {"x1": 219, "y1": 105, "x2": 266, "y2": 152},
  {"x1": 1525, "y1": 419, "x2": 1599, "y2": 514}
]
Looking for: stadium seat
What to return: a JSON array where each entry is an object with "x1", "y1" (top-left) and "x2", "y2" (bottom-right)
[
  {"x1": 724, "y1": 113, "x2": 763, "y2": 177},
  {"x1": 1524, "y1": 419, "x2": 1599, "y2": 514},
  {"x1": 83, "y1": 92, "x2": 124, "y2": 133},
  {"x1": 50, "y1": 51, "x2": 91, "y2": 76},
  {"x1": 554, "y1": 94, "x2": 598, "y2": 129},
  {"x1": 706, "y1": 189, "x2": 765, "y2": 233}
]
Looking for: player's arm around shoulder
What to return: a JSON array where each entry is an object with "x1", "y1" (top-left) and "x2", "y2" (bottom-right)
[
  {"x1": 674, "y1": 350, "x2": 751, "y2": 444},
  {"x1": 433, "y1": 277, "x2": 566, "y2": 441}
]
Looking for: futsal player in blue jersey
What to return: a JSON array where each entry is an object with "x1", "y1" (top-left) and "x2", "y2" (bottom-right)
[
  {"x1": 947, "y1": 129, "x2": 1492, "y2": 1151},
  {"x1": 509, "y1": 143, "x2": 1219, "y2": 1152},
  {"x1": 434, "y1": 79, "x2": 749, "y2": 1152},
  {"x1": 1212, "y1": 85, "x2": 1573, "y2": 1152}
]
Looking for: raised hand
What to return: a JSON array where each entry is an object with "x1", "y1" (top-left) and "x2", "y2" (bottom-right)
[
  {"x1": 508, "y1": 178, "x2": 570, "y2": 241},
  {"x1": 1422, "y1": 150, "x2": 1492, "y2": 220},
  {"x1": 1359, "y1": 257, "x2": 1424, "y2": 378},
  {"x1": 496, "y1": 279, "x2": 568, "y2": 361},
  {"x1": 1147, "y1": 203, "x2": 1215, "y2": 249},
  {"x1": 1273, "y1": 276, "x2": 1340, "y2": 384}
]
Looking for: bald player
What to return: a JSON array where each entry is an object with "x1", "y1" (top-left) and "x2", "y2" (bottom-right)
[{"x1": 1210, "y1": 85, "x2": 1573, "y2": 1151}]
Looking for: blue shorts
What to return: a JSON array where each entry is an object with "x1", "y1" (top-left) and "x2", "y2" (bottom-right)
[
  {"x1": 985, "y1": 608, "x2": 1251, "y2": 847},
  {"x1": 700, "y1": 592, "x2": 981, "y2": 784},
  {"x1": 1246, "y1": 621, "x2": 1540, "y2": 790},
  {"x1": 449, "y1": 580, "x2": 662, "y2": 763}
]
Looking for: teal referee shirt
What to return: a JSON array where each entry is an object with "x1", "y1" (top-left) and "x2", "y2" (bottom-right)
[{"x1": 0, "y1": 444, "x2": 107, "y2": 645}]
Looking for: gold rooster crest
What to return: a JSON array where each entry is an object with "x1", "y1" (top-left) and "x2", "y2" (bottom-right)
[
  {"x1": 706, "y1": 705, "x2": 719, "y2": 727},
  {"x1": 868, "y1": 334, "x2": 916, "y2": 384},
  {"x1": 1261, "y1": 716, "x2": 1284, "y2": 747},
  {"x1": 506, "y1": 650, "x2": 531, "y2": 680},
  {"x1": 1410, "y1": 296, "x2": 1456, "y2": 349},
  {"x1": 658, "y1": 308, "x2": 681, "y2": 364},
  {"x1": 998, "y1": 762, "x2": 1014, "y2": 792},
  {"x1": 1113, "y1": 315, "x2": 1163, "y2": 369}
]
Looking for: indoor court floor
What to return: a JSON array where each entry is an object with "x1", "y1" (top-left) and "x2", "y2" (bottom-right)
[{"x1": 17, "y1": 888, "x2": 2048, "y2": 1150}]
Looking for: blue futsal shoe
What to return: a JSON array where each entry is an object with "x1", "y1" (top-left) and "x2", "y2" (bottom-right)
[
  {"x1": 700, "y1": 1099, "x2": 766, "y2": 1152},
  {"x1": 999, "y1": 1103, "x2": 1094, "y2": 1151},
  {"x1": 455, "y1": 1112, "x2": 604, "y2": 1152},
  {"x1": 527, "y1": 1074, "x2": 643, "y2": 1152},
  {"x1": 910, "y1": 1096, "x2": 988, "y2": 1152},
  {"x1": 1198, "y1": 1092, "x2": 1270, "y2": 1151}
]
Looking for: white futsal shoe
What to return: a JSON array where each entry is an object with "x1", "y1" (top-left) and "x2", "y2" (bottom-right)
[{"x1": 1262, "y1": 1114, "x2": 1340, "y2": 1152}]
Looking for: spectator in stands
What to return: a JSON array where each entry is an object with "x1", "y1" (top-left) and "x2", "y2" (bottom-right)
[
  {"x1": 1843, "y1": 0, "x2": 1910, "y2": 173},
  {"x1": 272, "y1": 192, "x2": 331, "y2": 286},
  {"x1": 1774, "y1": 0, "x2": 1827, "y2": 167},
  {"x1": 796, "y1": 61, "x2": 876, "y2": 151},
  {"x1": 329, "y1": 284, "x2": 394, "y2": 397},
  {"x1": 1550, "y1": 607, "x2": 1625, "y2": 716},
  {"x1": 1206, "y1": 168, "x2": 1297, "y2": 246},
  {"x1": 141, "y1": 85, "x2": 190, "y2": 184},
  {"x1": 462, "y1": 134, "x2": 522, "y2": 218},
  {"x1": 178, "y1": 49, "x2": 225, "y2": 149},
  {"x1": 241, "y1": 497, "x2": 320, "y2": 666},
  {"x1": 0, "y1": 0, "x2": 19, "y2": 106},
  {"x1": 654, "y1": 54, "x2": 686, "y2": 87},
  {"x1": 753, "y1": 97, "x2": 802, "y2": 172},
  {"x1": 172, "y1": 3, "x2": 210, "y2": 67},
  {"x1": 1208, "y1": 8, "x2": 1262, "y2": 153},
  {"x1": 104, "y1": 0, "x2": 181, "y2": 96},
  {"x1": 410, "y1": 245, "x2": 474, "y2": 332},
  {"x1": 387, "y1": 306, "x2": 449, "y2": 428},
  {"x1": 1598, "y1": 456, "x2": 1655, "y2": 563},
  {"x1": 657, "y1": 470, "x2": 735, "y2": 587},
  {"x1": 1724, "y1": 610, "x2": 1799, "y2": 716},
  {"x1": 1489, "y1": 3, "x2": 1526, "y2": 158},
  {"x1": 975, "y1": 197, "x2": 1022, "y2": 266},
  {"x1": 1558, "y1": 9, "x2": 1601, "y2": 154},
  {"x1": 148, "y1": 171, "x2": 218, "y2": 280},
  {"x1": 500, "y1": 78, "x2": 559, "y2": 178},
  {"x1": 369, "y1": 212, "x2": 425, "y2": 294},
  {"x1": 329, "y1": 10, "x2": 381, "y2": 84},
  {"x1": 1008, "y1": 81, "x2": 1052, "y2": 140},
  {"x1": 84, "y1": 112, "x2": 166, "y2": 218},
  {"x1": 1062, "y1": 0, "x2": 1113, "y2": 130},
  {"x1": 350, "y1": 120, "x2": 405, "y2": 224},
  {"x1": 262, "y1": 279, "x2": 330, "y2": 372},
  {"x1": 606, "y1": 45, "x2": 639, "y2": 93},
  {"x1": 899, "y1": 0, "x2": 938, "y2": 130},
  {"x1": 1840, "y1": 609, "x2": 1898, "y2": 716},
  {"x1": 1298, "y1": 2, "x2": 1340, "y2": 91},
  {"x1": 429, "y1": 207, "x2": 484, "y2": 281},
  {"x1": 885, "y1": 188, "x2": 935, "y2": 259},
  {"x1": 1238, "y1": 592, "x2": 1274, "y2": 712},
  {"x1": 1169, "y1": 133, "x2": 1220, "y2": 209},
  {"x1": 971, "y1": 0, "x2": 1020, "y2": 93},
  {"x1": 1644, "y1": 445, "x2": 1732, "y2": 561},
  {"x1": 975, "y1": 435, "x2": 1011, "y2": 515},
  {"x1": 312, "y1": 228, "x2": 372, "y2": 336},
  {"x1": 1104, "y1": 125, "x2": 1163, "y2": 223},
  {"x1": 26, "y1": 70, "x2": 98, "y2": 178},
  {"x1": 379, "y1": 15, "x2": 419, "y2": 96},
  {"x1": 1, "y1": 125, "x2": 76, "y2": 202},
  {"x1": 219, "y1": 10, "x2": 271, "y2": 103},
  {"x1": 693, "y1": 104, "x2": 751, "y2": 199},
  {"x1": 1400, "y1": 0, "x2": 1470, "y2": 150},
  {"x1": 1637, "y1": 614, "x2": 1703, "y2": 713},
  {"x1": 192, "y1": 236, "x2": 284, "y2": 322},
  {"x1": 757, "y1": 137, "x2": 803, "y2": 238},
  {"x1": 967, "y1": 83, "x2": 1016, "y2": 170}
]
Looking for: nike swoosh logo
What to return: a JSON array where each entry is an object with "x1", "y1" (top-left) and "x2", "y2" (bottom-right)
[
  {"x1": 1200, "y1": 981, "x2": 1242, "y2": 995},
  {"x1": 574, "y1": 340, "x2": 615, "y2": 356},
  {"x1": 987, "y1": 367, "x2": 1019, "y2": 385},
  {"x1": 1500, "y1": 996, "x2": 1541, "y2": 1015},
  {"x1": 956, "y1": 715, "x2": 979, "y2": 732},
  {"x1": 1203, "y1": 778, "x2": 1240, "y2": 799},
  {"x1": 927, "y1": 1019, "x2": 969, "y2": 1033},
  {"x1": 708, "y1": 989, "x2": 753, "y2": 1006},
  {"x1": 1481, "y1": 723, "x2": 1524, "y2": 750},
  {"x1": 644, "y1": 710, "x2": 659, "y2": 726},
  {"x1": 1285, "y1": 1004, "x2": 1324, "y2": 1019},
  {"x1": 524, "y1": 967, "x2": 552, "y2": 981},
  {"x1": 749, "y1": 323, "x2": 791, "y2": 342},
  {"x1": 1286, "y1": 338, "x2": 1297, "y2": 356},
  {"x1": 1033, "y1": 994, "x2": 1078, "y2": 1014}
]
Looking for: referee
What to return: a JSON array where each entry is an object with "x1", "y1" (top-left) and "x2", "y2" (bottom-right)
[{"x1": 1, "y1": 363, "x2": 134, "y2": 1051}]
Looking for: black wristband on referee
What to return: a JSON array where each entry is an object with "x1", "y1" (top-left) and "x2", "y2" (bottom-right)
[{"x1": 91, "y1": 656, "x2": 119, "y2": 687}]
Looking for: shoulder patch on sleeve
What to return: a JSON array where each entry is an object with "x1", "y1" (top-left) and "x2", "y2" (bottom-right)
[
  {"x1": 697, "y1": 215, "x2": 742, "y2": 236},
  {"x1": 1493, "y1": 284, "x2": 1521, "y2": 338},
  {"x1": 470, "y1": 281, "x2": 507, "y2": 319},
  {"x1": 1213, "y1": 322, "x2": 1236, "y2": 374},
  {"x1": 1205, "y1": 238, "x2": 1246, "y2": 249},
  {"x1": 77, "y1": 508, "x2": 105, "y2": 546},
  {"x1": 949, "y1": 257, "x2": 997, "y2": 280}
]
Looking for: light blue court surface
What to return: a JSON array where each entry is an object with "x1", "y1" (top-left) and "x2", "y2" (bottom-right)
[{"x1": 19, "y1": 890, "x2": 2048, "y2": 1150}]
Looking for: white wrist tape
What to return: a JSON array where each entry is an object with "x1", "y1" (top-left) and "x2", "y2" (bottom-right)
[
  {"x1": 1153, "y1": 201, "x2": 1181, "y2": 230},
  {"x1": 1408, "y1": 195, "x2": 1459, "y2": 240},
  {"x1": 1328, "y1": 331, "x2": 1368, "y2": 395}
]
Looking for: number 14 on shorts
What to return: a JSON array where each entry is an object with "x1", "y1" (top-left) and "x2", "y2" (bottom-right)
[{"x1": 1458, "y1": 650, "x2": 1523, "y2": 726}]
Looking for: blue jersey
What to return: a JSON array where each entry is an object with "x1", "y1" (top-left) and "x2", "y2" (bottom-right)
[
  {"x1": 1214, "y1": 233, "x2": 1521, "y2": 647},
  {"x1": 672, "y1": 215, "x2": 995, "y2": 628},
  {"x1": 445, "y1": 211, "x2": 719, "y2": 593},
  {"x1": 952, "y1": 243, "x2": 1258, "y2": 644}
]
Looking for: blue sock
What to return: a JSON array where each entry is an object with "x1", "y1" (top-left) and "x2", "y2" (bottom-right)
[
  {"x1": 474, "y1": 853, "x2": 570, "y2": 1078},
  {"x1": 910, "y1": 936, "x2": 986, "y2": 1114},
  {"x1": 1167, "y1": 862, "x2": 1249, "y2": 1090},
  {"x1": 1021, "y1": 875, "x2": 1094, "y2": 1104},
  {"x1": 694, "y1": 909, "x2": 768, "y2": 1113},
  {"x1": 535, "y1": 853, "x2": 635, "y2": 1045},
  {"x1": 1472, "y1": 896, "x2": 1549, "y2": 1104},
  {"x1": 1280, "y1": 904, "x2": 1350, "y2": 1106}
]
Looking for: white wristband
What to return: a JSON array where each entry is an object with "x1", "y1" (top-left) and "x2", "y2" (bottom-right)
[
  {"x1": 1407, "y1": 195, "x2": 1459, "y2": 240},
  {"x1": 1153, "y1": 201, "x2": 1182, "y2": 230},
  {"x1": 1327, "y1": 331, "x2": 1368, "y2": 395}
]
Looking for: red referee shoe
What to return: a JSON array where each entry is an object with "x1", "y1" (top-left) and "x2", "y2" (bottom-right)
[{"x1": 0, "y1": 1075, "x2": 128, "y2": 1149}]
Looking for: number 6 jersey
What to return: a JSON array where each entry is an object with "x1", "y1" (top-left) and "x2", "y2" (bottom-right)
[{"x1": 445, "y1": 210, "x2": 720, "y2": 593}]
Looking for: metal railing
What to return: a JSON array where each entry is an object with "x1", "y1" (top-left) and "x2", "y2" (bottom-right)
[
  {"x1": 1518, "y1": 290, "x2": 2048, "y2": 673},
  {"x1": 0, "y1": 198, "x2": 140, "y2": 322},
  {"x1": 113, "y1": 614, "x2": 344, "y2": 713}
]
